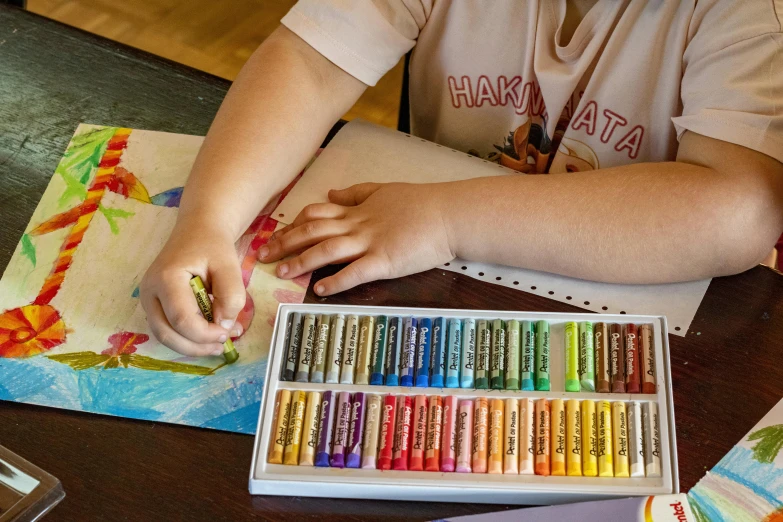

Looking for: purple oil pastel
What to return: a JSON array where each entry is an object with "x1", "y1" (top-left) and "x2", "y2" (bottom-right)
[
  {"x1": 314, "y1": 390, "x2": 336, "y2": 467},
  {"x1": 345, "y1": 392, "x2": 366, "y2": 468},
  {"x1": 330, "y1": 391, "x2": 352, "y2": 469}
]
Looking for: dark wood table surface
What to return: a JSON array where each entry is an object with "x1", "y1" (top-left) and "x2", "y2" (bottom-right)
[{"x1": 1, "y1": 5, "x2": 782, "y2": 521}]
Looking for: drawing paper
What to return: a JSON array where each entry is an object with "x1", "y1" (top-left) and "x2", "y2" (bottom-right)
[
  {"x1": 0, "y1": 125, "x2": 311, "y2": 434},
  {"x1": 688, "y1": 398, "x2": 783, "y2": 521}
]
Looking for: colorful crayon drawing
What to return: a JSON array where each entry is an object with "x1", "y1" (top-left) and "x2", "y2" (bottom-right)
[
  {"x1": 688, "y1": 398, "x2": 783, "y2": 522},
  {"x1": 0, "y1": 125, "x2": 311, "y2": 434}
]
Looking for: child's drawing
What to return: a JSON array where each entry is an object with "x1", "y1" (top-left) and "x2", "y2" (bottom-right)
[
  {"x1": 0, "y1": 125, "x2": 310, "y2": 434},
  {"x1": 688, "y1": 398, "x2": 783, "y2": 522}
]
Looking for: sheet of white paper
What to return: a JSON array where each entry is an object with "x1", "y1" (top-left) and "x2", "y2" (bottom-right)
[
  {"x1": 274, "y1": 119, "x2": 711, "y2": 336},
  {"x1": 273, "y1": 119, "x2": 515, "y2": 222},
  {"x1": 440, "y1": 260, "x2": 710, "y2": 336}
]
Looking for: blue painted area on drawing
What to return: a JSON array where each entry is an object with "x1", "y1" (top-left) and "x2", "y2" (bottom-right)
[
  {"x1": 0, "y1": 358, "x2": 48, "y2": 400},
  {"x1": 0, "y1": 357, "x2": 82, "y2": 409},
  {"x1": 76, "y1": 367, "x2": 203, "y2": 420},
  {"x1": 0, "y1": 352, "x2": 267, "y2": 433},
  {"x1": 688, "y1": 470, "x2": 782, "y2": 522},
  {"x1": 712, "y1": 446, "x2": 783, "y2": 502},
  {"x1": 687, "y1": 445, "x2": 783, "y2": 522},
  {"x1": 131, "y1": 286, "x2": 140, "y2": 298},
  {"x1": 201, "y1": 402, "x2": 261, "y2": 433},
  {"x1": 150, "y1": 187, "x2": 184, "y2": 208},
  {"x1": 712, "y1": 468, "x2": 782, "y2": 508},
  {"x1": 180, "y1": 361, "x2": 267, "y2": 433},
  {"x1": 686, "y1": 488, "x2": 720, "y2": 522}
]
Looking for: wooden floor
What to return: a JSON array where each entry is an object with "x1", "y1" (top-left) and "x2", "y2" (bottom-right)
[{"x1": 27, "y1": 0, "x2": 403, "y2": 128}]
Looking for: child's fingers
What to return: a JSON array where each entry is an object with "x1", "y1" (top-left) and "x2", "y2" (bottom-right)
[
  {"x1": 268, "y1": 225, "x2": 291, "y2": 243},
  {"x1": 156, "y1": 274, "x2": 229, "y2": 344},
  {"x1": 291, "y1": 202, "x2": 346, "y2": 227},
  {"x1": 277, "y1": 236, "x2": 363, "y2": 279},
  {"x1": 208, "y1": 261, "x2": 247, "y2": 329},
  {"x1": 266, "y1": 203, "x2": 346, "y2": 248},
  {"x1": 312, "y1": 255, "x2": 388, "y2": 295},
  {"x1": 143, "y1": 295, "x2": 225, "y2": 357},
  {"x1": 328, "y1": 183, "x2": 382, "y2": 206},
  {"x1": 261, "y1": 219, "x2": 350, "y2": 262}
]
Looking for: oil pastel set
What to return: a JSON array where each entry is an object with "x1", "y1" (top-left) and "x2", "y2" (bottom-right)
[{"x1": 250, "y1": 305, "x2": 678, "y2": 504}]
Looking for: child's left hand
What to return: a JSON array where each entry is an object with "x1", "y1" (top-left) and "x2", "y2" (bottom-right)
[{"x1": 258, "y1": 182, "x2": 455, "y2": 295}]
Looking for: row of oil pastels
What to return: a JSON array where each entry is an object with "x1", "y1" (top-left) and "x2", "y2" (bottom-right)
[
  {"x1": 280, "y1": 313, "x2": 657, "y2": 394},
  {"x1": 267, "y1": 390, "x2": 663, "y2": 478}
]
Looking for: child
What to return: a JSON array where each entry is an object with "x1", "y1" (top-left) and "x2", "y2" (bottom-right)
[{"x1": 140, "y1": 0, "x2": 783, "y2": 356}]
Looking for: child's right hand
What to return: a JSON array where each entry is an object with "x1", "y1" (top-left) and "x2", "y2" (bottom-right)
[
  {"x1": 140, "y1": 224, "x2": 246, "y2": 357},
  {"x1": 135, "y1": 26, "x2": 366, "y2": 358}
]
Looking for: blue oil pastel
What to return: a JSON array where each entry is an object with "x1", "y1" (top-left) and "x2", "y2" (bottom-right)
[
  {"x1": 430, "y1": 318, "x2": 446, "y2": 388},
  {"x1": 399, "y1": 317, "x2": 417, "y2": 387},
  {"x1": 415, "y1": 318, "x2": 432, "y2": 387},
  {"x1": 445, "y1": 318, "x2": 462, "y2": 388}
]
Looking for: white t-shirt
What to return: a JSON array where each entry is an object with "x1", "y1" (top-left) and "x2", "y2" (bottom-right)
[{"x1": 281, "y1": 0, "x2": 783, "y2": 174}]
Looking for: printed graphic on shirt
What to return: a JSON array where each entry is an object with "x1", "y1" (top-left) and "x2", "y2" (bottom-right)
[
  {"x1": 449, "y1": 76, "x2": 644, "y2": 174},
  {"x1": 492, "y1": 116, "x2": 575, "y2": 174},
  {"x1": 550, "y1": 137, "x2": 599, "y2": 173}
]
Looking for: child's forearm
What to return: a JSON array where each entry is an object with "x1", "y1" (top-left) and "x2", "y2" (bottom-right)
[
  {"x1": 444, "y1": 134, "x2": 783, "y2": 283},
  {"x1": 175, "y1": 27, "x2": 365, "y2": 239}
]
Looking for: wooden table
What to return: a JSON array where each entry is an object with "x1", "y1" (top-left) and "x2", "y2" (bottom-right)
[{"x1": 2, "y1": 6, "x2": 782, "y2": 520}]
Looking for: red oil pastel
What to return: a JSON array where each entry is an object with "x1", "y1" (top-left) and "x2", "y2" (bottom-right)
[
  {"x1": 392, "y1": 395, "x2": 413, "y2": 470},
  {"x1": 378, "y1": 395, "x2": 397, "y2": 470}
]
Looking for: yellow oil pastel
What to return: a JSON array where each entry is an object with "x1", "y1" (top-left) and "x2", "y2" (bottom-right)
[
  {"x1": 598, "y1": 400, "x2": 614, "y2": 477},
  {"x1": 566, "y1": 399, "x2": 582, "y2": 476},
  {"x1": 551, "y1": 399, "x2": 566, "y2": 476},
  {"x1": 283, "y1": 390, "x2": 307, "y2": 465},
  {"x1": 268, "y1": 389, "x2": 292, "y2": 464},
  {"x1": 299, "y1": 391, "x2": 322, "y2": 466},
  {"x1": 581, "y1": 400, "x2": 598, "y2": 477}
]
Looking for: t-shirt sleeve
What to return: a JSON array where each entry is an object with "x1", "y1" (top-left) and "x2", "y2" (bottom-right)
[
  {"x1": 281, "y1": 0, "x2": 430, "y2": 86},
  {"x1": 671, "y1": 0, "x2": 783, "y2": 163}
]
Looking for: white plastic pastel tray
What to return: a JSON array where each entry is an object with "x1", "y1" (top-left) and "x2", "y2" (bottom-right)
[{"x1": 249, "y1": 304, "x2": 678, "y2": 505}]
